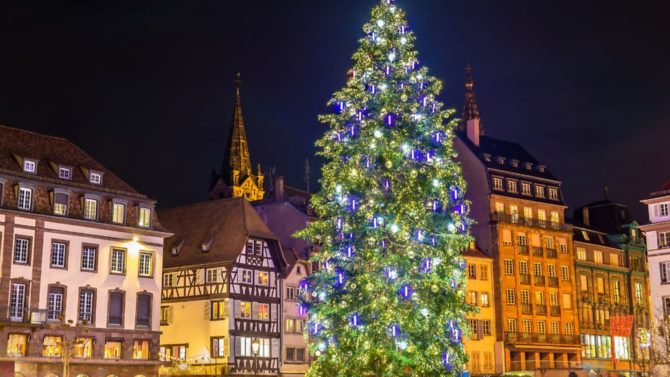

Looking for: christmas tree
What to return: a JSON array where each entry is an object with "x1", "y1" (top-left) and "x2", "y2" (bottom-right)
[{"x1": 298, "y1": 1, "x2": 472, "y2": 376}]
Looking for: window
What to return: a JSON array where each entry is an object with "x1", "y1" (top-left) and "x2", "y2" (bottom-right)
[
  {"x1": 163, "y1": 273, "x2": 175, "y2": 287},
  {"x1": 665, "y1": 297, "x2": 670, "y2": 319},
  {"x1": 53, "y1": 192, "x2": 68, "y2": 215},
  {"x1": 257, "y1": 271, "x2": 269, "y2": 286},
  {"x1": 480, "y1": 265, "x2": 488, "y2": 280},
  {"x1": 492, "y1": 177, "x2": 503, "y2": 190},
  {"x1": 565, "y1": 322, "x2": 574, "y2": 335},
  {"x1": 58, "y1": 167, "x2": 71, "y2": 179},
  {"x1": 537, "y1": 321, "x2": 546, "y2": 334},
  {"x1": 161, "y1": 306, "x2": 171, "y2": 325},
  {"x1": 519, "y1": 261, "x2": 528, "y2": 275},
  {"x1": 89, "y1": 172, "x2": 102, "y2": 185},
  {"x1": 23, "y1": 159, "x2": 36, "y2": 173},
  {"x1": 43, "y1": 336, "x2": 62, "y2": 357},
  {"x1": 212, "y1": 337, "x2": 225, "y2": 357},
  {"x1": 110, "y1": 248, "x2": 125, "y2": 274},
  {"x1": 104, "y1": 341, "x2": 122, "y2": 359},
  {"x1": 518, "y1": 233, "x2": 527, "y2": 246},
  {"x1": 7, "y1": 334, "x2": 27, "y2": 357},
  {"x1": 561, "y1": 266, "x2": 570, "y2": 280},
  {"x1": 507, "y1": 319, "x2": 517, "y2": 332},
  {"x1": 239, "y1": 337, "x2": 270, "y2": 357},
  {"x1": 659, "y1": 232, "x2": 670, "y2": 249},
  {"x1": 576, "y1": 247, "x2": 586, "y2": 261},
  {"x1": 47, "y1": 286, "x2": 64, "y2": 321},
  {"x1": 580, "y1": 275, "x2": 588, "y2": 291},
  {"x1": 506, "y1": 289, "x2": 515, "y2": 304},
  {"x1": 551, "y1": 321, "x2": 560, "y2": 334},
  {"x1": 14, "y1": 238, "x2": 30, "y2": 264},
  {"x1": 550, "y1": 211, "x2": 560, "y2": 226},
  {"x1": 241, "y1": 269, "x2": 253, "y2": 284},
  {"x1": 138, "y1": 207, "x2": 152, "y2": 228},
  {"x1": 84, "y1": 198, "x2": 97, "y2": 220},
  {"x1": 504, "y1": 259, "x2": 514, "y2": 275},
  {"x1": 468, "y1": 264, "x2": 477, "y2": 279},
  {"x1": 520, "y1": 290, "x2": 530, "y2": 304},
  {"x1": 548, "y1": 187, "x2": 559, "y2": 200},
  {"x1": 549, "y1": 292, "x2": 558, "y2": 306},
  {"x1": 521, "y1": 182, "x2": 531, "y2": 196},
  {"x1": 78, "y1": 289, "x2": 94, "y2": 323},
  {"x1": 138, "y1": 252, "x2": 153, "y2": 277},
  {"x1": 533, "y1": 262, "x2": 542, "y2": 276},
  {"x1": 258, "y1": 303, "x2": 270, "y2": 320},
  {"x1": 581, "y1": 230, "x2": 591, "y2": 241},
  {"x1": 612, "y1": 280, "x2": 621, "y2": 304},
  {"x1": 495, "y1": 201, "x2": 505, "y2": 214},
  {"x1": 558, "y1": 238, "x2": 568, "y2": 253},
  {"x1": 9, "y1": 284, "x2": 26, "y2": 321},
  {"x1": 112, "y1": 203, "x2": 125, "y2": 224},
  {"x1": 133, "y1": 340, "x2": 150, "y2": 360},
  {"x1": 479, "y1": 292, "x2": 489, "y2": 307},
  {"x1": 17, "y1": 187, "x2": 32, "y2": 210},
  {"x1": 522, "y1": 319, "x2": 532, "y2": 333},
  {"x1": 507, "y1": 180, "x2": 518, "y2": 193},
  {"x1": 286, "y1": 287, "x2": 296, "y2": 301},
  {"x1": 286, "y1": 318, "x2": 295, "y2": 333},
  {"x1": 510, "y1": 205, "x2": 519, "y2": 222},
  {"x1": 610, "y1": 253, "x2": 620, "y2": 267},
  {"x1": 594, "y1": 250, "x2": 603, "y2": 263},
  {"x1": 548, "y1": 265, "x2": 556, "y2": 277},
  {"x1": 524, "y1": 207, "x2": 533, "y2": 220},
  {"x1": 160, "y1": 345, "x2": 187, "y2": 361},
  {"x1": 502, "y1": 229, "x2": 512, "y2": 246},
  {"x1": 536, "y1": 291, "x2": 545, "y2": 305},
  {"x1": 240, "y1": 302, "x2": 252, "y2": 319},
  {"x1": 538, "y1": 209, "x2": 546, "y2": 223},
  {"x1": 108, "y1": 291, "x2": 124, "y2": 326},
  {"x1": 206, "y1": 268, "x2": 220, "y2": 283},
  {"x1": 562, "y1": 294, "x2": 572, "y2": 309},
  {"x1": 597, "y1": 277, "x2": 605, "y2": 294},
  {"x1": 81, "y1": 246, "x2": 97, "y2": 271},
  {"x1": 535, "y1": 185, "x2": 545, "y2": 198},
  {"x1": 635, "y1": 282, "x2": 643, "y2": 304},
  {"x1": 468, "y1": 291, "x2": 478, "y2": 306},
  {"x1": 481, "y1": 320, "x2": 491, "y2": 336},
  {"x1": 136, "y1": 293, "x2": 152, "y2": 327},
  {"x1": 484, "y1": 352, "x2": 493, "y2": 370},
  {"x1": 51, "y1": 242, "x2": 67, "y2": 268},
  {"x1": 74, "y1": 338, "x2": 93, "y2": 359},
  {"x1": 655, "y1": 203, "x2": 670, "y2": 217}
]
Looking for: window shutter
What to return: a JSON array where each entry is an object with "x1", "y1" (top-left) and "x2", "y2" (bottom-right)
[
  {"x1": 225, "y1": 337, "x2": 230, "y2": 359},
  {"x1": 665, "y1": 263, "x2": 670, "y2": 283},
  {"x1": 204, "y1": 301, "x2": 211, "y2": 320},
  {"x1": 252, "y1": 302, "x2": 258, "y2": 319},
  {"x1": 662, "y1": 263, "x2": 667, "y2": 283},
  {"x1": 270, "y1": 303, "x2": 278, "y2": 321},
  {"x1": 234, "y1": 300, "x2": 241, "y2": 319},
  {"x1": 476, "y1": 320, "x2": 484, "y2": 340},
  {"x1": 271, "y1": 338, "x2": 280, "y2": 358},
  {"x1": 235, "y1": 337, "x2": 241, "y2": 356},
  {"x1": 531, "y1": 234, "x2": 541, "y2": 247},
  {"x1": 168, "y1": 306, "x2": 174, "y2": 324},
  {"x1": 502, "y1": 230, "x2": 512, "y2": 244}
]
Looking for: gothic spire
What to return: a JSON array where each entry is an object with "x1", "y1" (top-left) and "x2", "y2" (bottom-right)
[
  {"x1": 222, "y1": 73, "x2": 253, "y2": 184},
  {"x1": 460, "y1": 64, "x2": 484, "y2": 135}
]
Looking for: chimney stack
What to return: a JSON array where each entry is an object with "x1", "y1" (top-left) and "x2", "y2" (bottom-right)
[
  {"x1": 467, "y1": 118, "x2": 480, "y2": 147},
  {"x1": 274, "y1": 176, "x2": 285, "y2": 201},
  {"x1": 582, "y1": 207, "x2": 590, "y2": 226}
]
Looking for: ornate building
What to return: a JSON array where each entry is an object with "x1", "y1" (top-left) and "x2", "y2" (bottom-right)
[
  {"x1": 571, "y1": 198, "x2": 650, "y2": 375},
  {"x1": 0, "y1": 125, "x2": 169, "y2": 377},
  {"x1": 454, "y1": 67, "x2": 582, "y2": 373},
  {"x1": 209, "y1": 75, "x2": 265, "y2": 201},
  {"x1": 158, "y1": 198, "x2": 287, "y2": 376}
]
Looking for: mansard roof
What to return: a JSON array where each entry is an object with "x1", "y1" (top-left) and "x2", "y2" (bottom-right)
[
  {"x1": 159, "y1": 197, "x2": 282, "y2": 269},
  {"x1": 0, "y1": 124, "x2": 143, "y2": 197}
]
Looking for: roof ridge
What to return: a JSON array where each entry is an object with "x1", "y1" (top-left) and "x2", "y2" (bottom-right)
[
  {"x1": 159, "y1": 197, "x2": 243, "y2": 213},
  {"x1": 0, "y1": 124, "x2": 71, "y2": 143}
]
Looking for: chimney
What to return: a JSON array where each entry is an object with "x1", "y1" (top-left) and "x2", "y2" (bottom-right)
[
  {"x1": 582, "y1": 207, "x2": 590, "y2": 226},
  {"x1": 274, "y1": 176, "x2": 285, "y2": 201},
  {"x1": 467, "y1": 118, "x2": 480, "y2": 147}
]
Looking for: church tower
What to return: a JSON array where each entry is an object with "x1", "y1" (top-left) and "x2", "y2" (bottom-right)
[
  {"x1": 459, "y1": 64, "x2": 485, "y2": 140},
  {"x1": 209, "y1": 74, "x2": 265, "y2": 201}
]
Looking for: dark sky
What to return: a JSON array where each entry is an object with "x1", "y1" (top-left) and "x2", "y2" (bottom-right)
[{"x1": 1, "y1": 1, "x2": 668, "y2": 221}]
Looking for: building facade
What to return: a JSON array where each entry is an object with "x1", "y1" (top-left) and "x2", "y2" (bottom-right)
[
  {"x1": 640, "y1": 183, "x2": 670, "y2": 376},
  {"x1": 462, "y1": 247, "x2": 503, "y2": 376},
  {"x1": 454, "y1": 67, "x2": 582, "y2": 374},
  {"x1": 158, "y1": 198, "x2": 287, "y2": 376},
  {"x1": 0, "y1": 125, "x2": 169, "y2": 377}
]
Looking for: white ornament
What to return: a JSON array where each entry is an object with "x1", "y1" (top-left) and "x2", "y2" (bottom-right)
[
  {"x1": 432, "y1": 179, "x2": 441, "y2": 187},
  {"x1": 390, "y1": 223, "x2": 399, "y2": 233},
  {"x1": 374, "y1": 129, "x2": 383, "y2": 138},
  {"x1": 400, "y1": 37, "x2": 407, "y2": 45},
  {"x1": 377, "y1": 19, "x2": 385, "y2": 27},
  {"x1": 388, "y1": 51, "x2": 396, "y2": 62}
]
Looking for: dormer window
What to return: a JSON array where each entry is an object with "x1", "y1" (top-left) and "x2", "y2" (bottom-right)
[
  {"x1": 483, "y1": 154, "x2": 492, "y2": 162},
  {"x1": 524, "y1": 162, "x2": 533, "y2": 170},
  {"x1": 496, "y1": 157, "x2": 506, "y2": 165},
  {"x1": 548, "y1": 187, "x2": 559, "y2": 201},
  {"x1": 112, "y1": 202, "x2": 126, "y2": 224},
  {"x1": 511, "y1": 159, "x2": 520, "y2": 168},
  {"x1": 171, "y1": 240, "x2": 184, "y2": 256},
  {"x1": 23, "y1": 159, "x2": 36, "y2": 173},
  {"x1": 138, "y1": 207, "x2": 152, "y2": 228},
  {"x1": 89, "y1": 172, "x2": 102, "y2": 185},
  {"x1": 507, "y1": 180, "x2": 518, "y2": 193},
  {"x1": 492, "y1": 177, "x2": 504, "y2": 191},
  {"x1": 58, "y1": 167, "x2": 72, "y2": 180},
  {"x1": 535, "y1": 185, "x2": 545, "y2": 198},
  {"x1": 537, "y1": 165, "x2": 546, "y2": 173}
]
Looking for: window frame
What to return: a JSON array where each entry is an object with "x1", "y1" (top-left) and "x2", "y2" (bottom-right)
[
  {"x1": 211, "y1": 300, "x2": 226, "y2": 321},
  {"x1": 492, "y1": 176, "x2": 504, "y2": 191},
  {"x1": 50, "y1": 240, "x2": 68, "y2": 269},
  {"x1": 111, "y1": 202, "x2": 126, "y2": 224},
  {"x1": 211, "y1": 336, "x2": 225, "y2": 358},
  {"x1": 138, "y1": 207, "x2": 152, "y2": 228},
  {"x1": 136, "y1": 292, "x2": 152, "y2": 329},
  {"x1": 138, "y1": 251, "x2": 153, "y2": 278},
  {"x1": 7, "y1": 333, "x2": 28, "y2": 357},
  {"x1": 110, "y1": 248, "x2": 127, "y2": 275},
  {"x1": 13, "y1": 236, "x2": 31, "y2": 265},
  {"x1": 80, "y1": 244, "x2": 98, "y2": 272},
  {"x1": 58, "y1": 166, "x2": 72, "y2": 180},
  {"x1": 17, "y1": 186, "x2": 32, "y2": 211},
  {"x1": 83, "y1": 198, "x2": 98, "y2": 220},
  {"x1": 23, "y1": 159, "x2": 36, "y2": 173},
  {"x1": 78, "y1": 287, "x2": 96, "y2": 324},
  {"x1": 107, "y1": 290, "x2": 125, "y2": 327}
]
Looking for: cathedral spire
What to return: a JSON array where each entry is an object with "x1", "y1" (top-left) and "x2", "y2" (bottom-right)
[
  {"x1": 460, "y1": 64, "x2": 484, "y2": 135},
  {"x1": 222, "y1": 73, "x2": 253, "y2": 184}
]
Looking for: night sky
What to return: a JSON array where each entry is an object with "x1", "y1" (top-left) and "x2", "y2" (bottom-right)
[{"x1": 1, "y1": 1, "x2": 668, "y2": 221}]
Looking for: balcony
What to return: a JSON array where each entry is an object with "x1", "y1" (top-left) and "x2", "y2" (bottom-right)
[
  {"x1": 508, "y1": 360, "x2": 581, "y2": 371},
  {"x1": 550, "y1": 305, "x2": 561, "y2": 316},
  {"x1": 532, "y1": 247, "x2": 543, "y2": 257},
  {"x1": 521, "y1": 303, "x2": 533, "y2": 314},
  {"x1": 520, "y1": 274, "x2": 531, "y2": 285},
  {"x1": 534, "y1": 275, "x2": 546, "y2": 286},
  {"x1": 536, "y1": 304, "x2": 547, "y2": 315},
  {"x1": 0, "y1": 306, "x2": 50, "y2": 324},
  {"x1": 518, "y1": 245, "x2": 529, "y2": 255},
  {"x1": 505, "y1": 331, "x2": 581, "y2": 345},
  {"x1": 546, "y1": 248, "x2": 558, "y2": 258},
  {"x1": 548, "y1": 276, "x2": 559, "y2": 287},
  {"x1": 491, "y1": 213, "x2": 569, "y2": 231}
]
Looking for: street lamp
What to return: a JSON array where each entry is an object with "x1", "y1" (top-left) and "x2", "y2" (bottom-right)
[{"x1": 251, "y1": 337, "x2": 260, "y2": 376}]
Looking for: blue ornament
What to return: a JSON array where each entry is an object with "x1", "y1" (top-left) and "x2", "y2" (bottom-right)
[
  {"x1": 429, "y1": 199, "x2": 442, "y2": 212},
  {"x1": 388, "y1": 324, "x2": 400, "y2": 338},
  {"x1": 349, "y1": 197, "x2": 359, "y2": 212},
  {"x1": 298, "y1": 303, "x2": 308, "y2": 317},
  {"x1": 381, "y1": 177, "x2": 391, "y2": 191},
  {"x1": 386, "y1": 113, "x2": 396, "y2": 127},
  {"x1": 442, "y1": 352, "x2": 453, "y2": 371},
  {"x1": 350, "y1": 313, "x2": 361, "y2": 327},
  {"x1": 450, "y1": 185, "x2": 461, "y2": 200},
  {"x1": 334, "y1": 269, "x2": 346, "y2": 288},
  {"x1": 299, "y1": 279, "x2": 311, "y2": 292},
  {"x1": 448, "y1": 320, "x2": 462, "y2": 343},
  {"x1": 415, "y1": 229, "x2": 425, "y2": 242},
  {"x1": 349, "y1": 124, "x2": 358, "y2": 138},
  {"x1": 422, "y1": 258, "x2": 433, "y2": 273},
  {"x1": 310, "y1": 322, "x2": 321, "y2": 335},
  {"x1": 398, "y1": 284, "x2": 412, "y2": 300},
  {"x1": 344, "y1": 245, "x2": 355, "y2": 258},
  {"x1": 433, "y1": 131, "x2": 445, "y2": 144}
]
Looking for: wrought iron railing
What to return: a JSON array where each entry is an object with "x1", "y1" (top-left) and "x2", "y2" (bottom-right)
[
  {"x1": 504, "y1": 331, "x2": 581, "y2": 345},
  {"x1": 491, "y1": 213, "x2": 569, "y2": 231},
  {"x1": 520, "y1": 274, "x2": 531, "y2": 285}
]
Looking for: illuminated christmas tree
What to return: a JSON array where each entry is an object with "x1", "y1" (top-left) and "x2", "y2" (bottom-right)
[{"x1": 298, "y1": 1, "x2": 472, "y2": 376}]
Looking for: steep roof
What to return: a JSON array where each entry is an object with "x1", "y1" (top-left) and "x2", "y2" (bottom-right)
[
  {"x1": 159, "y1": 197, "x2": 279, "y2": 268},
  {"x1": 461, "y1": 246, "x2": 492, "y2": 259},
  {"x1": 221, "y1": 75, "x2": 253, "y2": 185},
  {"x1": 0, "y1": 124, "x2": 142, "y2": 197}
]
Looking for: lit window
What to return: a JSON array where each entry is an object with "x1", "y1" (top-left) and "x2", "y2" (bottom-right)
[
  {"x1": 548, "y1": 188, "x2": 559, "y2": 200},
  {"x1": 519, "y1": 261, "x2": 528, "y2": 275},
  {"x1": 89, "y1": 172, "x2": 102, "y2": 185},
  {"x1": 163, "y1": 273, "x2": 175, "y2": 287},
  {"x1": 133, "y1": 340, "x2": 150, "y2": 360},
  {"x1": 520, "y1": 290, "x2": 530, "y2": 304},
  {"x1": 522, "y1": 319, "x2": 532, "y2": 333},
  {"x1": 84, "y1": 198, "x2": 97, "y2": 220},
  {"x1": 521, "y1": 182, "x2": 531, "y2": 196},
  {"x1": 480, "y1": 292, "x2": 490, "y2": 307},
  {"x1": 468, "y1": 264, "x2": 477, "y2": 279},
  {"x1": 561, "y1": 266, "x2": 570, "y2": 280},
  {"x1": 239, "y1": 337, "x2": 270, "y2": 357},
  {"x1": 138, "y1": 207, "x2": 152, "y2": 228},
  {"x1": 112, "y1": 203, "x2": 125, "y2": 224},
  {"x1": 597, "y1": 277, "x2": 605, "y2": 294},
  {"x1": 10, "y1": 284, "x2": 26, "y2": 321},
  {"x1": 81, "y1": 246, "x2": 97, "y2": 271},
  {"x1": 53, "y1": 192, "x2": 68, "y2": 215},
  {"x1": 104, "y1": 341, "x2": 122, "y2": 359},
  {"x1": 286, "y1": 318, "x2": 295, "y2": 333},
  {"x1": 78, "y1": 289, "x2": 94, "y2": 323},
  {"x1": 506, "y1": 289, "x2": 515, "y2": 305},
  {"x1": 635, "y1": 282, "x2": 643, "y2": 304},
  {"x1": 610, "y1": 253, "x2": 620, "y2": 266},
  {"x1": 212, "y1": 337, "x2": 225, "y2": 357},
  {"x1": 241, "y1": 269, "x2": 253, "y2": 284},
  {"x1": 594, "y1": 250, "x2": 603, "y2": 263},
  {"x1": 535, "y1": 185, "x2": 545, "y2": 198},
  {"x1": 138, "y1": 252, "x2": 152, "y2": 277},
  {"x1": 43, "y1": 336, "x2": 62, "y2": 357},
  {"x1": 507, "y1": 319, "x2": 517, "y2": 332},
  {"x1": 576, "y1": 247, "x2": 586, "y2": 260},
  {"x1": 257, "y1": 271, "x2": 269, "y2": 286},
  {"x1": 507, "y1": 180, "x2": 518, "y2": 193},
  {"x1": 258, "y1": 303, "x2": 270, "y2": 320},
  {"x1": 537, "y1": 321, "x2": 546, "y2": 334},
  {"x1": 550, "y1": 211, "x2": 560, "y2": 226},
  {"x1": 211, "y1": 301, "x2": 226, "y2": 320},
  {"x1": 7, "y1": 334, "x2": 27, "y2": 357},
  {"x1": 51, "y1": 242, "x2": 66, "y2": 268},
  {"x1": 468, "y1": 291, "x2": 478, "y2": 306},
  {"x1": 74, "y1": 338, "x2": 93, "y2": 359},
  {"x1": 17, "y1": 187, "x2": 32, "y2": 210},
  {"x1": 23, "y1": 159, "x2": 36, "y2": 173},
  {"x1": 659, "y1": 232, "x2": 670, "y2": 248},
  {"x1": 58, "y1": 167, "x2": 71, "y2": 179},
  {"x1": 111, "y1": 248, "x2": 125, "y2": 274},
  {"x1": 548, "y1": 264, "x2": 556, "y2": 277},
  {"x1": 14, "y1": 238, "x2": 30, "y2": 264},
  {"x1": 550, "y1": 292, "x2": 558, "y2": 306},
  {"x1": 565, "y1": 322, "x2": 574, "y2": 335},
  {"x1": 655, "y1": 203, "x2": 670, "y2": 218},
  {"x1": 580, "y1": 275, "x2": 588, "y2": 291},
  {"x1": 551, "y1": 321, "x2": 560, "y2": 334},
  {"x1": 240, "y1": 302, "x2": 252, "y2": 319},
  {"x1": 206, "y1": 268, "x2": 220, "y2": 283},
  {"x1": 504, "y1": 259, "x2": 514, "y2": 275},
  {"x1": 286, "y1": 287, "x2": 296, "y2": 301},
  {"x1": 492, "y1": 177, "x2": 503, "y2": 191}
]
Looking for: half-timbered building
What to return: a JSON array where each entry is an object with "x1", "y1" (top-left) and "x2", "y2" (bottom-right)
[{"x1": 158, "y1": 197, "x2": 287, "y2": 376}]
